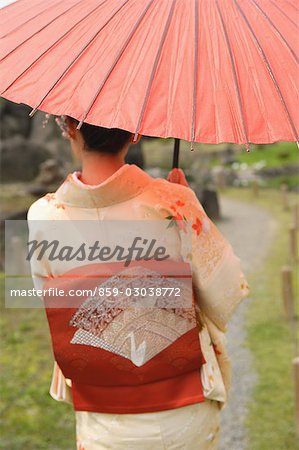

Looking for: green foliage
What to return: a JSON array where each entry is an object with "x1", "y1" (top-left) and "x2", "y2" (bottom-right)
[
  {"x1": 261, "y1": 175, "x2": 299, "y2": 190},
  {"x1": 143, "y1": 140, "x2": 298, "y2": 191},
  {"x1": 0, "y1": 184, "x2": 36, "y2": 216},
  {"x1": 235, "y1": 142, "x2": 298, "y2": 168},
  {"x1": 143, "y1": 138, "x2": 228, "y2": 170}
]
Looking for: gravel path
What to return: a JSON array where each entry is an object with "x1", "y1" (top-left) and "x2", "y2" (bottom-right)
[{"x1": 216, "y1": 196, "x2": 277, "y2": 450}]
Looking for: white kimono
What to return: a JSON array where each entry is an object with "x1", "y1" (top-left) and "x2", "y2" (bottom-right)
[{"x1": 28, "y1": 163, "x2": 249, "y2": 449}]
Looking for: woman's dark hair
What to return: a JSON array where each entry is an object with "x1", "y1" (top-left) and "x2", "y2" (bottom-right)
[{"x1": 66, "y1": 116, "x2": 133, "y2": 154}]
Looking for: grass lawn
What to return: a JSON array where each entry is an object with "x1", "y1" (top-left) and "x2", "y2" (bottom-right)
[
  {"x1": 0, "y1": 186, "x2": 75, "y2": 448},
  {"x1": 0, "y1": 276, "x2": 75, "y2": 449},
  {"x1": 223, "y1": 187, "x2": 298, "y2": 450}
]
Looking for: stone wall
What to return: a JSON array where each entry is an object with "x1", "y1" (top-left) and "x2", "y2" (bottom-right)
[{"x1": 0, "y1": 100, "x2": 71, "y2": 182}]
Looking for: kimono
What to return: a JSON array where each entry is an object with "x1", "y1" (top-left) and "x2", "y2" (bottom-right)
[{"x1": 28, "y1": 163, "x2": 249, "y2": 449}]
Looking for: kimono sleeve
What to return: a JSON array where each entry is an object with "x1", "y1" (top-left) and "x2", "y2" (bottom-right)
[
  {"x1": 27, "y1": 198, "x2": 53, "y2": 292},
  {"x1": 27, "y1": 199, "x2": 73, "y2": 404},
  {"x1": 184, "y1": 189, "x2": 249, "y2": 332}
]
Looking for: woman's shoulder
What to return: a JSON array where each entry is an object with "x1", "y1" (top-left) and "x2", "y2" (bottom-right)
[
  {"x1": 27, "y1": 191, "x2": 65, "y2": 221},
  {"x1": 144, "y1": 177, "x2": 202, "y2": 208}
]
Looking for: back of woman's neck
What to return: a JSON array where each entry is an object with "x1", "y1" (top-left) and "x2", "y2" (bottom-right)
[{"x1": 80, "y1": 156, "x2": 126, "y2": 186}]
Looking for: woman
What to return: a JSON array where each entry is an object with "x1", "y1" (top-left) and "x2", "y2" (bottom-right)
[{"x1": 28, "y1": 116, "x2": 249, "y2": 449}]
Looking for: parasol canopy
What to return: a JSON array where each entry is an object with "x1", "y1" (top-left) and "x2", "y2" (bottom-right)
[{"x1": 0, "y1": 0, "x2": 298, "y2": 153}]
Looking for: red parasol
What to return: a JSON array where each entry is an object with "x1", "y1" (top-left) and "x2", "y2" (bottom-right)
[{"x1": 0, "y1": 0, "x2": 298, "y2": 166}]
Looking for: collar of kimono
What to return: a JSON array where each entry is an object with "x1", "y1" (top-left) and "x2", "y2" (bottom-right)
[{"x1": 56, "y1": 164, "x2": 153, "y2": 208}]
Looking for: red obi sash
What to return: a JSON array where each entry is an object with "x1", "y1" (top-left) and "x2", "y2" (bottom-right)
[{"x1": 43, "y1": 260, "x2": 206, "y2": 413}]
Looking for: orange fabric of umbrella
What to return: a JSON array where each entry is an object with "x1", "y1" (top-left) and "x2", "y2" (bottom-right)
[{"x1": 0, "y1": 0, "x2": 298, "y2": 148}]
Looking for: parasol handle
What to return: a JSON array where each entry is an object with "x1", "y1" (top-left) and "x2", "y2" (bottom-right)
[{"x1": 172, "y1": 138, "x2": 180, "y2": 169}]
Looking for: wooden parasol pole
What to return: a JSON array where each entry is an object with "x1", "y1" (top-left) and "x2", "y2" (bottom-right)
[{"x1": 172, "y1": 138, "x2": 180, "y2": 169}]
